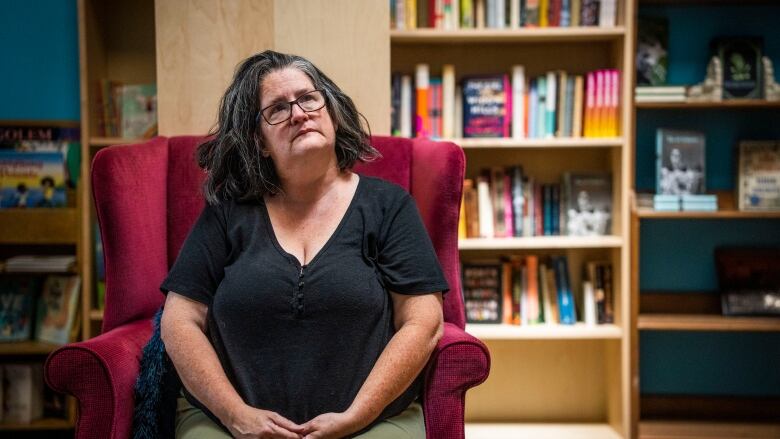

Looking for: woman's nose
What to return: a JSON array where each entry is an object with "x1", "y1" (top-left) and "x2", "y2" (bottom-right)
[{"x1": 290, "y1": 103, "x2": 309, "y2": 124}]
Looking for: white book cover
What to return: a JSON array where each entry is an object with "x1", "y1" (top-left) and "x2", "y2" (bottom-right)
[
  {"x1": 510, "y1": 0, "x2": 520, "y2": 28},
  {"x1": 738, "y1": 141, "x2": 780, "y2": 211},
  {"x1": 442, "y1": 65, "x2": 456, "y2": 139},
  {"x1": 35, "y1": 275, "x2": 81, "y2": 345},
  {"x1": 599, "y1": 0, "x2": 616, "y2": 27},
  {"x1": 511, "y1": 65, "x2": 526, "y2": 139},
  {"x1": 583, "y1": 281, "x2": 597, "y2": 325},
  {"x1": 400, "y1": 75, "x2": 412, "y2": 137},
  {"x1": 546, "y1": 71, "x2": 557, "y2": 139},
  {"x1": 477, "y1": 175, "x2": 495, "y2": 238}
]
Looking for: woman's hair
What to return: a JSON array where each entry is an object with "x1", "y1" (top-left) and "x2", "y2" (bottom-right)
[{"x1": 197, "y1": 50, "x2": 379, "y2": 204}]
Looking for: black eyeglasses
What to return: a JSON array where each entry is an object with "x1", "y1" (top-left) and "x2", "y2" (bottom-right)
[{"x1": 258, "y1": 90, "x2": 326, "y2": 125}]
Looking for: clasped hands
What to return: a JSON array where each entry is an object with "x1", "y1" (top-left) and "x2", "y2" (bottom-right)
[{"x1": 226, "y1": 403, "x2": 364, "y2": 439}]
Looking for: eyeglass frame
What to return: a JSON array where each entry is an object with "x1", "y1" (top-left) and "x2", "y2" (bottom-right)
[{"x1": 256, "y1": 89, "x2": 327, "y2": 126}]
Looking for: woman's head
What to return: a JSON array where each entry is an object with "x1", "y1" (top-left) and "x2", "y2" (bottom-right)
[{"x1": 198, "y1": 50, "x2": 378, "y2": 204}]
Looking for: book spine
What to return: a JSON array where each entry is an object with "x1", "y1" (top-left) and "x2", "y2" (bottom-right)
[
  {"x1": 415, "y1": 64, "x2": 430, "y2": 138},
  {"x1": 477, "y1": 172, "x2": 495, "y2": 237},
  {"x1": 511, "y1": 166, "x2": 524, "y2": 237},
  {"x1": 442, "y1": 65, "x2": 456, "y2": 139},
  {"x1": 545, "y1": 72, "x2": 556, "y2": 138},
  {"x1": 512, "y1": 65, "x2": 526, "y2": 139}
]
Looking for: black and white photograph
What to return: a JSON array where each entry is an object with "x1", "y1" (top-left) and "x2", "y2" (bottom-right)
[
  {"x1": 656, "y1": 128, "x2": 706, "y2": 195},
  {"x1": 564, "y1": 172, "x2": 612, "y2": 236}
]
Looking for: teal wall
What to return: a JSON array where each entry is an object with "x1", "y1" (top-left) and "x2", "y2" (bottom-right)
[
  {"x1": 637, "y1": 3, "x2": 780, "y2": 397},
  {"x1": 0, "y1": 0, "x2": 80, "y2": 121}
]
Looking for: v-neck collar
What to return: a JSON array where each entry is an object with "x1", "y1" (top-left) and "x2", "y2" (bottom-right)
[{"x1": 260, "y1": 174, "x2": 363, "y2": 270}]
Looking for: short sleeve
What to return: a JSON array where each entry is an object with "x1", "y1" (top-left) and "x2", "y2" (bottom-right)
[
  {"x1": 159, "y1": 202, "x2": 230, "y2": 306},
  {"x1": 376, "y1": 192, "x2": 450, "y2": 295}
]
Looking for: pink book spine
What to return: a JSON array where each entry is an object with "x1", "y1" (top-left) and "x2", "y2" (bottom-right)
[{"x1": 585, "y1": 71, "x2": 595, "y2": 137}]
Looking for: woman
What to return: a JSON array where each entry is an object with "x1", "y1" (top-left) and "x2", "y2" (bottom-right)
[{"x1": 159, "y1": 50, "x2": 448, "y2": 439}]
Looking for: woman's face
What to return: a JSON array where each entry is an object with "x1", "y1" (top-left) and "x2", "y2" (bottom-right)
[{"x1": 257, "y1": 67, "x2": 336, "y2": 167}]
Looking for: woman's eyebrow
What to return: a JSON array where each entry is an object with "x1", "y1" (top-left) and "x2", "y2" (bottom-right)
[{"x1": 264, "y1": 88, "x2": 315, "y2": 106}]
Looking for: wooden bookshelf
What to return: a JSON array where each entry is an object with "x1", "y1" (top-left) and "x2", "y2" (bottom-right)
[
  {"x1": 89, "y1": 308, "x2": 104, "y2": 321},
  {"x1": 635, "y1": 100, "x2": 780, "y2": 110},
  {"x1": 0, "y1": 418, "x2": 74, "y2": 431},
  {"x1": 89, "y1": 136, "x2": 145, "y2": 147},
  {"x1": 459, "y1": 236, "x2": 624, "y2": 250},
  {"x1": 638, "y1": 315, "x2": 780, "y2": 332},
  {"x1": 467, "y1": 323, "x2": 623, "y2": 340},
  {"x1": 639, "y1": 420, "x2": 780, "y2": 439},
  {"x1": 451, "y1": 137, "x2": 623, "y2": 149},
  {"x1": 466, "y1": 422, "x2": 623, "y2": 438},
  {"x1": 0, "y1": 341, "x2": 63, "y2": 356},
  {"x1": 636, "y1": 209, "x2": 780, "y2": 219},
  {"x1": 0, "y1": 209, "x2": 79, "y2": 245},
  {"x1": 391, "y1": 27, "x2": 626, "y2": 43}
]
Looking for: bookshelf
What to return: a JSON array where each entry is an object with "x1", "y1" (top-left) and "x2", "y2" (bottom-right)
[
  {"x1": 630, "y1": 1, "x2": 780, "y2": 437},
  {"x1": 77, "y1": 0, "x2": 157, "y2": 339},
  {"x1": 391, "y1": 1, "x2": 635, "y2": 436}
]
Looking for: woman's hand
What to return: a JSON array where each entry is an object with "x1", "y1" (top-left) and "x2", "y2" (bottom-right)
[
  {"x1": 300, "y1": 411, "x2": 361, "y2": 439},
  {"x1": 224, "y1": 403, "x2": 305, "y2": 439}
]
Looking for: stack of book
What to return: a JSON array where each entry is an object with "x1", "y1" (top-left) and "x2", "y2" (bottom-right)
[
  {"x1": 3, "y1": 255, "x2": 76, "y2": 273},
  {"x1": 635, "y1": 85, "x2": 687, "y2": 103},
  {"x1": 391, "y1": 64, "x2": 621, "y2": 140},
  {"x1": 390, "y1": 0, "x2": 618, "y2": 30},
  {"x1": 462, "y1": 256, "x2": 614, "y2": 326}
]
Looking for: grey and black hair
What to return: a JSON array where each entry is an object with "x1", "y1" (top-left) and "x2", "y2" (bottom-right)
[{"x1": 197, "y1": 50, "x2": 379, "y2": 204}]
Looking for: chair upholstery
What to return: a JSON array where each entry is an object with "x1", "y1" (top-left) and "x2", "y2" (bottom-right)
[{"x1": 44, "y1": 135, "x2": 490, "y2": 439}]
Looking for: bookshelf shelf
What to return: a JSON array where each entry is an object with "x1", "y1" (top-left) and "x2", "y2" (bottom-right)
[
  {"x1": 451, "y1": 137, "x2": 623, "y2": 149},
  {"x1": 638, "y1": 314, "x2": 780, "y2": 332},
  {"x1": 466, "y1": 323, "x2": 622, "y2": 340},
  {"x1": 0, "y1": 341, "x2": 63, "y2": 356},
  {"x1": 638, "y1": 420, "x2": 780, "y2": 439},
  {"x1": 0, "y1": 208, "x2": 79, "y2": 244},
  {"x1": 465, "y1": 422, "x2": 623, "y2": 439},
  {"x1": 459, "y1": 236, "x2": 623, "y2": 250},
  {"x1": 391, "y1": 27, "x2": 626, "y2": 44},
  {"x1": 89, "y1": 308, "x2": 104, "y2": 321},
  {"x1": 635, "y1": 100, "x2": 780, "y2": 110},
  {"x1": 89, "y1": 137, "x2": 146, "y2": 147},
  {"x1": 0, "y1": 418, "x2": 73, "y2": 431},
  {"x1": 636, "y1": 208, "x2": 780, "y2": 219}
]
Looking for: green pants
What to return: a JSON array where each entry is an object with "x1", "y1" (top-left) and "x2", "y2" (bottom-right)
[{"x1": 175, "y1": 395, "x2": 426, "y2": 439}]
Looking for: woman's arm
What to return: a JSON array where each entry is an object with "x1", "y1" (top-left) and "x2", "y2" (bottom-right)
[
  {"x1": 161, "y1": 292, "x2": 304, "y2": 439},
  {"x1": 301, "y1": 291, "x2": 444, "y2": 439}
]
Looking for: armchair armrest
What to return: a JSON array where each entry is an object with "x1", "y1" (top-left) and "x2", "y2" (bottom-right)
[
  {"x1": 423, "y1": 322, "x2": 491, "y2": 439},
  {"x1": 45, "y1": 319, "x2": 154, "y2": 439}
]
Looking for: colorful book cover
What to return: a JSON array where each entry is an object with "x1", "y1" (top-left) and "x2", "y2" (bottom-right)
[
  {"x1": 637, "y1": 16, "x2": 669, "y2": 86},
  {"x1": 738, "y1": 141, "x2": 780, "y2": 211},
  {"x1": 462, "y1": 263, "x2": 503, "y2": 323},
  {"x1": 656, "y1": 128, "x2": 706, "y2": 195},
  {"x1": 462, "y1": 75, "x2": 511, "y2": 138},
  {"x1": 35, "y1": 276, "x2": 81, "y2": 345},
  {"x1": 564, "y1": 172, "x2": 612, "y2": 236},
  {"x1": 118, "y1": 84, "x2": 157, "y2": 139},
  {"x1": 415, "y1": 64, "x2": 431, "y2": 138},
  {"x1": 0, "y1": 277, "x2": 40, "y2": 341},
  {"x1": 554, "y1": 256, "x2": 576, "y2": 324},
  {"x1": 0, "y1": 151, "x2": 67, "y2": 208}
]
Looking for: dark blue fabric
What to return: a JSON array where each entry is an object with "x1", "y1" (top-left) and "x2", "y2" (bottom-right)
[{"x1": 132, "y1": 307, "x2": 180, "y2": 439}]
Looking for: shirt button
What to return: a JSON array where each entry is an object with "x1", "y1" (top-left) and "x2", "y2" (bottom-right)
[{"x1": 298, "y1": 281, "x2": 304, "y2": 288}]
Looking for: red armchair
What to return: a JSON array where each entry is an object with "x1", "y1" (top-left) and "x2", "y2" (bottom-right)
[{"x1": 45, "y1": 135, "x2": 490, "y2": 439}]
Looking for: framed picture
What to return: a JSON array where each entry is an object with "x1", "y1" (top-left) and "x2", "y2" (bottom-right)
[{"x1": 712, "y1": 37, "x2": 763, "y2": 100}]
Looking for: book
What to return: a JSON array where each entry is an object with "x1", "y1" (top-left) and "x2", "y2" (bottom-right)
[
  {"x1": 563, "y1": 172, "x2": 612, "y2": 236},
  {"x1": 636, "y1": 16, "x2": 669, "y2": 86},
  {"x1": 737, "y1": 140, "x2": 780, "y2": 211},
  {"x1": 415, "y1": 64, "x2": 431, "y2": 138},
  {"x1": 2, "y1": 363, "x2": 44, "y2": 424},
  {"x1": 117, "y1": 84, "x2": 158, "y2": 139},
  {"x1": 4, "y1": 255, "x2": 76, "y2": 273},
  {"x1": 35, "y1": 275, "x2": 81, "y2": 345},
  {"x1": 712, "y1": 36, "x2": 764, "y2": 100},
  {"x1": 553, "y1": 256, "x2": 576, "y2": 324},
  {"x1": 462, "y1": 263, "x2": 503, "y2": 323},
  {"x1": 462, "y1": 75, "x2": 511, "y2": 138},
  {"x1": 0, "y1": 277, "x2": 40, "y2": 342},
  {"x1": 0, "y1": 151, "x2": 68, "y2": 208},
  {"x1": 656, "y1": 128, "x2": 706, "y2": 195}
]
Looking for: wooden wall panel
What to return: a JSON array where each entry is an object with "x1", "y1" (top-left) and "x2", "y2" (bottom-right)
[
  {"x1": 156, "y1": 0, "x2": 390, "y2": 136},
  {"x1": 155, "y1": 0, "x2": 275, "y2": 136}
]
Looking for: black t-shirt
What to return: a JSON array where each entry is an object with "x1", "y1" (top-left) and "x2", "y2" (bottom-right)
[{"x1": 160, "y1": 175, "x2": 449, "y2": 432}]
